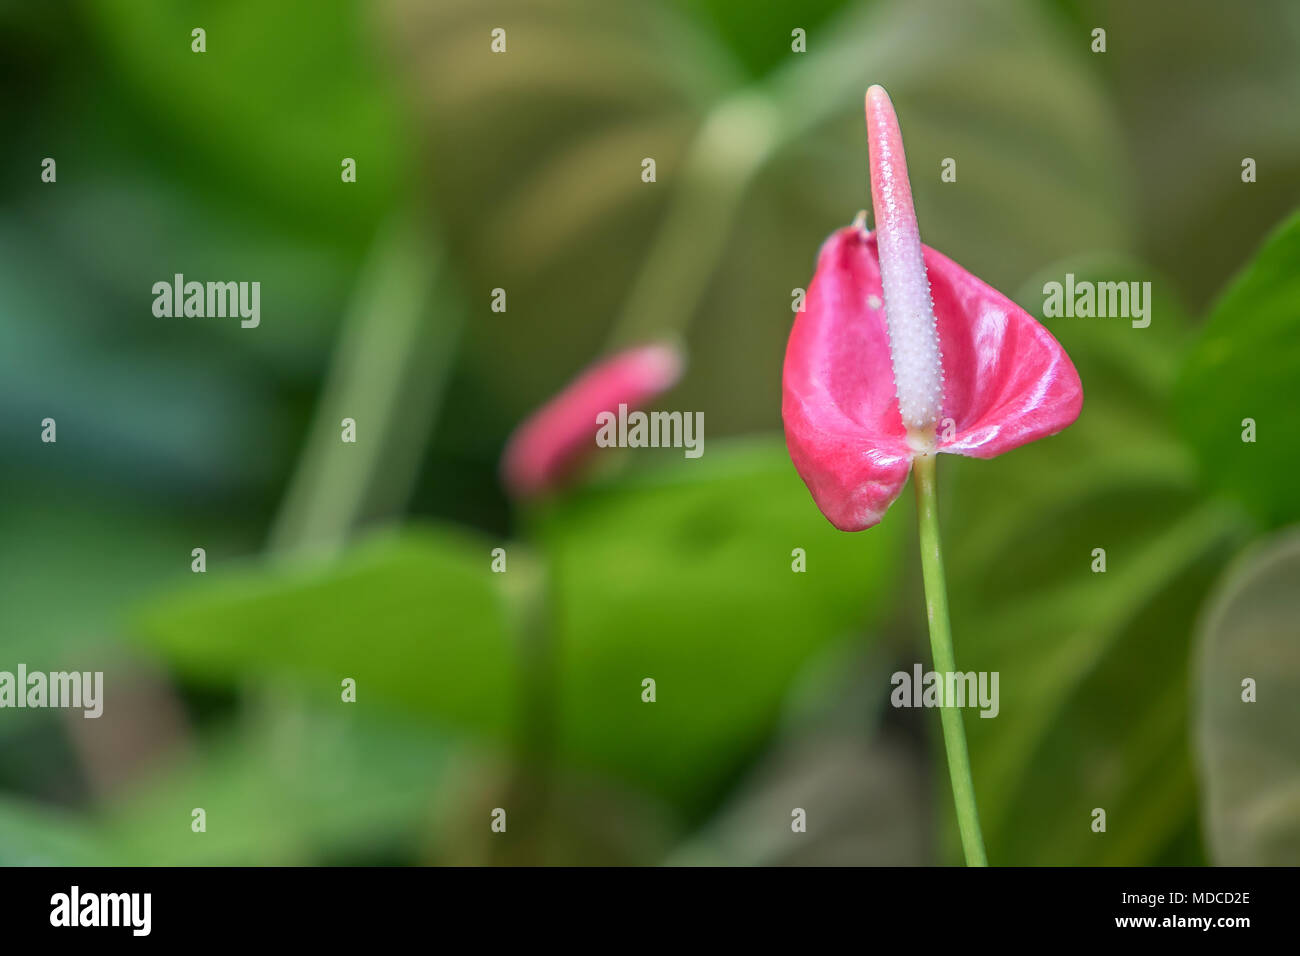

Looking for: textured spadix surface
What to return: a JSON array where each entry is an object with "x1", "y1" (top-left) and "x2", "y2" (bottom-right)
[
  {"x1": 866, "y1": 85, "x2": 945, "y2": 431},
  {"x1": 783, "y1": 225, "x2": 1083, "y2": 531}
]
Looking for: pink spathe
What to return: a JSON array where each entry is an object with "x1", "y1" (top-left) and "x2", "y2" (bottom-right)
[
  {"x1": 502, "y1": 343, "x2": 683, "y2": 499},
  {"x1": 782, "y1": 88, "x2": 1082, "y2": 532}
]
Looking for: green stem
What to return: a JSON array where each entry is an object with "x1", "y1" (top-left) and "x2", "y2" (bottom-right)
[
  {"x1": 255, "y1": 217, "x2": 463, "y2": 823},
  {"x1": 492, "y1": 514, "x2": 554, "y2": 865},
  {"x1": 912, "y1": 452, "x2": 988, "y2": 866},
  {"x1": 602, "y1": 91, "x2": 779, "y2": 351},
  {"x1": 269, "y1": 215, "x2": 462, "y2": 557}
]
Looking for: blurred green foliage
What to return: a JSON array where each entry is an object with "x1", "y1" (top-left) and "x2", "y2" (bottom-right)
[
  {"x1": 1195, "y1": 528, "x2": 1300, "y2": 865},
  {"x1": 1177, "y1": 212, "x2": 1300, "y2": 528},
  {"x1": 1, "y1": 0, "x2": 1298, "y2": 865},
  {"x1": 533, "y1": 440, "x2": 900, "y2": 808},
  {"x1": 950, "y1": 257, "x2": 1249, "y2": 865},
  {"x1": 136, "y1": 528, "x2": 517, "y2": 738},
  {"x1": 136, "y1": 441, "x2": 901, "y2": 812}
]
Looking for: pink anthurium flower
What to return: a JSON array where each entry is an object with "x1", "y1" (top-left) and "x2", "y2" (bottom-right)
[
  {"x1": 783, "y1": 85, "x2": 1082, "y2": 531},
  {"x1": 502, "y1": 342, "x2": 683, "y2": 499}
]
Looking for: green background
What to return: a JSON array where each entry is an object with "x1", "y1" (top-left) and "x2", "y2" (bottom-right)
[{"x1": 1, "y1": 0, "x2": 1297, "y2": 865}]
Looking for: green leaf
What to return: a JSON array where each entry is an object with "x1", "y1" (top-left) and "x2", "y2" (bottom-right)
[
  {"x1": 1175, "y1": 209, "x2": 1300, "y2": 528},
  {"x1": 136, "y1": 441, "x2": 901, "y2": 810},
  {"x1": 536, "y1": 438, "x2": 902, "y2": 807},
  {"x1": 955, "y1": 492, "x2": 1237, "y2": 865},
  {"x1": 1194, "y1": 526, "x2": 1300, "y2": 865},
  {"x1": 0, "y1": 798, "x2": 112, "y2": 866},
  {"x1": 0, "y1": 479, "x2": 256, "y2": 672},
  {"x1": 103, "y1": 709, "x2": 459, "y2": 865},
  {"x1": 134, "y1": 525, "x2": 516, "y2": 740}
]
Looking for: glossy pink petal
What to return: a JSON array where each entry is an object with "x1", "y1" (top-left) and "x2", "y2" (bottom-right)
[
  {"x1": 783, "y1": 226, "x2": 913, "y2": 531},
  {"x1": 502, "y1": 343, "x2": 683, "y2": 499},
  {"x1": 926, "y1": 244, "x2": 1083, "y2": 459},
  {"x1": 783, "y1": 230, "x2": 1082, "y2": 531}
]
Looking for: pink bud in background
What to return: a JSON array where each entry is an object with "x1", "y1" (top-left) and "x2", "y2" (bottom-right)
[
  {"x1": 782, "y1": 86, "x2": 1082, "y2": 531},
  {"x1": 502, "y1": 343, "x2": 684, "y2": 499}
]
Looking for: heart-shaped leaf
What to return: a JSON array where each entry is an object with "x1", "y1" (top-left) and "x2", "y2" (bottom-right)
[{"x1": 1194, "y1": 526, "x2": 1300, "y2": 865}]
